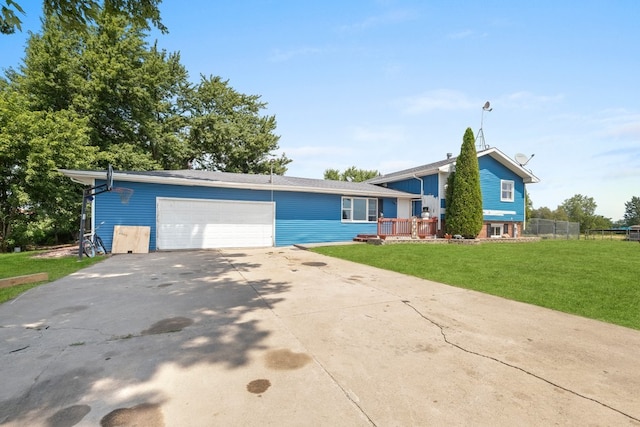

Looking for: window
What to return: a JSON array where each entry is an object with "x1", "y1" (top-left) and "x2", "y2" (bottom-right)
[
  {"x1": 490, "y1": 223, "x2": 503, "y2": 238},
  {"x1": 501, "y1": 180, "x2": 514, "y2": 202},
  {"x1": 342, "y1": 197, "x2": 378, "y2": 222}
]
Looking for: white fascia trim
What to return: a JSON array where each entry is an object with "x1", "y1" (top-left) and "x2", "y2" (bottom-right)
[
  {"x1": 368, "y1": 168, "x2": 441, "y2": 184},
  {"x1": 480, "y1": 148, "x2": 540, "y2": 184}
]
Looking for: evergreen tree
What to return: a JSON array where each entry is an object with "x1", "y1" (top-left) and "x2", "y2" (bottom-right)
[
  {"x1": 445, "y1": 128, "x2": 483, "y2": 238},
  {"x1": 623, "y1": 196, "x2": 640, "y2": 226}
]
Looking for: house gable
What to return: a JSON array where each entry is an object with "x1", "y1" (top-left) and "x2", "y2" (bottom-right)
[
  {"x1": 479, "y1": 155, "x2": 525, "y2": 222},
  {"x1": 367, "y1": 147, "x2": 538, "y2": 231}
]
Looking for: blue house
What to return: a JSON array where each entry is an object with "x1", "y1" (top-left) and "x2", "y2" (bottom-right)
[
  {"x1": 59, "y1": 147, "x2": 538, "y2": 250},
  {"x1": 60, "y1": 169, "x2": 418, "y2": 251},
  {"x1": 366, "y1": 147, "x2": 539, "y2": 238}
]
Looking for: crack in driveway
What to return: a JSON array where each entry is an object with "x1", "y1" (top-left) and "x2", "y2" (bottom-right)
[{"x1": 402, "y1": 300, "x2": 639, "y2": 423}]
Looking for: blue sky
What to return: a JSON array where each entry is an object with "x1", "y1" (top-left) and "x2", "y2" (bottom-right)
[{"x1": 1, "y1": 1, "x2": 639, "y2": 220}]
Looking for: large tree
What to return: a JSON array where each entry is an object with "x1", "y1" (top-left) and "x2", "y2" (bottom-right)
[
  {"x1": 1, "y1": 0, "x2": 165, "y2": 34},
  {"x1": 623, "y1": 196, "x2": 640, "y2": 226},
  {"x1": 0, "y1": 82, "x2": 95, "y2": 250},
  {"x1": 13, "y1": 10, "x2": 288, "y2": 173},
  {"x1": 559, "y1": 194, "x2": 609, "y2": 232},
  {"x1": 445, "y1": 127, "x2": 483, "y2": 238},
  {"x1": 185, "y1": 75, "x2": 290, "y2": 174},
  {"x1": 1, "y1": 6, "x2": 290, "y2": 250}
]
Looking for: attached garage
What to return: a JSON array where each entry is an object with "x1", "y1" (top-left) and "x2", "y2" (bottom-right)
[
  {"x1": 156, "y1": 197, "x2": 274, "y2": 250},
  {"x1": 58, "y1": 168, "x2": 416, "y2": 250}
]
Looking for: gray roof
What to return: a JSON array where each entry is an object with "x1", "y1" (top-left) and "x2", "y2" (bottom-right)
[
  {"x1": 59, "y1": 169, "x2": 418, "y2": 198},
  {"x1": 366, "y1": 157, "x2": 455, "y2": 184},
  {"x1": 366, "y1": 147, "x2": 540, "y2": 184}
]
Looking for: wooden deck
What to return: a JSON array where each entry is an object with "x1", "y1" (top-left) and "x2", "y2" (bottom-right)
[{"x1": 354, "y1": 218, "x2": 438, "y2": 242}]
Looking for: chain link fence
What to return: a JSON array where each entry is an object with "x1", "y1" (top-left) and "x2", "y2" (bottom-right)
[{"x1": 523, "y1": 218, "x2": 580, "y2": 240}]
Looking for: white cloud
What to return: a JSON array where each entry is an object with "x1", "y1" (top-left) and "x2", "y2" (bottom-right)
[
  {"x1": 337, "y1": 9, "x2": 417, "y2": 32},
  {"x1": 498, "y1": 91, "x2": 565, "y2": 109},
  {"x1": 447, "y1": 29, "x2": 474, "y2": 39},
  {"x1": 599, "y1": 115, "x2": 640, "y2": 139},
  {"x1": 399, "y1": 89, "x2": 475, "y2": 114}
]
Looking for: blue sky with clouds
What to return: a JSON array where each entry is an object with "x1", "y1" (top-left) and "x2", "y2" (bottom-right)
[{"x1": 1, "y1": 1, "x2": 638, "y2": 220}]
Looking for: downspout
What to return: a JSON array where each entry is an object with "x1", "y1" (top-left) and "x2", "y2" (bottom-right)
[{"x1": 413, "y1": 175, "x2": 423, "y2": 216}]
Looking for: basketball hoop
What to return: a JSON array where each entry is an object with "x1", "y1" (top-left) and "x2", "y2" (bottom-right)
[{"x1": 112, "y1": 187, "x2": 134, "y2": 204}]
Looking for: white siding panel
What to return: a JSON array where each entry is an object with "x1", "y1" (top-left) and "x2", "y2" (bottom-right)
[
  {"x1": 397, "y1": 199, "x2": 411, "y2": 218},
  {"x1": 157, "y1": 198, "x2": 274, "y2": 249}
]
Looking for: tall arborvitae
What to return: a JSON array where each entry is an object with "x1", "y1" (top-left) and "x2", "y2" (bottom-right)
[{"x1": 446, "y1": 128, "x2": 483, "y2": 238}]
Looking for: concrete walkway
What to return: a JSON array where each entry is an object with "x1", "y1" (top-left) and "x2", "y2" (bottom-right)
[{"x1": 0, "y1": 247, "x2": 638, "y2": 426}]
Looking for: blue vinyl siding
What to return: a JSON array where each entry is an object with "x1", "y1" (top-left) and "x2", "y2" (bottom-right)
[
  {"x1": 422, "y1": 175, "x2": 439, "y2": 197},
  {"x1": 386, "y1": 179, "x2": 420, "y2": 194},
  {"x1": 384, "y1": 174, "x2": 438, "y2": 197},
  {"x1": 277, "y1": 220, "x2": 376, "y2": 246},
  {"x1": 384, "y1": 174, "x2": 439, "y2": 216},
  {"x1": 95, "y1": 180, "x2": 386, "y2": 250},
  {"x1": 379, "y1": 197, "x2": 397, "y2": 218},
  {"x1": 479, "y1": 156, "x2": 525, "y2": 222},
  {"x1": 95, "y1": 180, "x2": 273, "y2": 251}
]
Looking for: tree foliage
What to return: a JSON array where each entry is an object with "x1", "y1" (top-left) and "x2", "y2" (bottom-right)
[
  {"x1": 0, "y1": 82, "x2": 95, "y2": 251},
  {"x1": 185, "y1": 75, "x2": 290, "y2": 174},
  {"x1": 560, "y1": 194, "x2": 599, "y2": 233},
  {"x1": 623, "y1": 196, "x2": 640, "y2": 226},
  {"x1": 530, "y1": 206, "x2": 568, "y2": 221},
  {"x1": 445, "y1": 128, "x2": 483, "y2": 238},
  {"x1": 0, "y1": 6, "x2": 290, "y2": 250},
  {"x1": 1, "y1": 0, "x2": 165, "y2": 34},
  {"x1": 323, "y1": 166, "x2": 379, "y2": 182}
]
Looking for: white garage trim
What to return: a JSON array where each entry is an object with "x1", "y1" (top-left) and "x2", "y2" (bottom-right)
[{"x1": 156, "y1": 197, "x2": 275, "y2": 250}]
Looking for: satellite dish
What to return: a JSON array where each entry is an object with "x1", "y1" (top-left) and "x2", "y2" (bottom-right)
[
  {"x1": 483, "y1": 101, "x2": 492, "y2": 111},
  {"x1": 515, "y1": 153, "x2": 534, "y2": 166}
]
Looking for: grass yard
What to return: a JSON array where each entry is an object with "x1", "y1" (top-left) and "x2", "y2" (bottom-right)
[
  {"x1": 312, "y1": 240, "x2": 640, "y2": 330},
  {"x1": 0, "y1": 251, "x2": 104, "y2": 304}
]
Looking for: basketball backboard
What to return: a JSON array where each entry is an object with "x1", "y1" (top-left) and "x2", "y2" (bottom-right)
[{"x1": 107, "y1": 164, "x2": 113, "y2": 191}]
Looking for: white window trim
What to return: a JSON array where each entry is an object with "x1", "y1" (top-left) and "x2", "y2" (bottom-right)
[
  {"x1": 490, "y1": 223, "x2": 503, "y2": 238},
  {"x1": 342, "y1": 197, "x2": 378, "y2": 222},
  {"x1": 501, "y1": 180, "x2": 514, "y2": 202}
]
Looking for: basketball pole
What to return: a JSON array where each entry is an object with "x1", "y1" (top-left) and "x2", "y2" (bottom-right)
[{"x1": 77, "y1": 166, "x2": 113, "y2": 261}]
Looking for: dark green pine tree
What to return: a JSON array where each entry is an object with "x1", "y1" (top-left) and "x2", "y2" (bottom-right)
[
  {"x1": 444, "y1": 169, "x2": 455, "y2": 232},
  {"x1": 446, "y1": 128, "x2": 483, "y2": 238}
]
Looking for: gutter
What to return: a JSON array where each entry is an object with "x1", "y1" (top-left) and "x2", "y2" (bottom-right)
[{"x1": 413, "y1": 175, "x2": 424, "y2": 198}]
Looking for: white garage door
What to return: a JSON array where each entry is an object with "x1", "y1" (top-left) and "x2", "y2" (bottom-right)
[{"x1": 156, "y1": 197, "x2": 274, "y2": 250}]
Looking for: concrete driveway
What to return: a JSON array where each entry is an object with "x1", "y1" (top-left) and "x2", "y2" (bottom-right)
[{"x1": 1, "y1": 247, "x2": 639, "y2": 426}]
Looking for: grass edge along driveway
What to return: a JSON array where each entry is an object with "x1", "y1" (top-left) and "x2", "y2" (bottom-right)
[
  {"x1": 0, "y1": 251, "x2": 104, "y2": 304},
  {"x1": 312, "y1": 240, "x2": 640, "y2": 331}
]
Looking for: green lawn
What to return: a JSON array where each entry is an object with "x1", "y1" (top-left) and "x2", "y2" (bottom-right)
[
  {"x1": 0, "y1": 251, "x2": 104, "y2": 304},
  {"x1": 312, "y1": 240, "x2": 640, "y2": 330}
]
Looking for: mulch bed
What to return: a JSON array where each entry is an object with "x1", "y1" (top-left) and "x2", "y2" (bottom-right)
[{"x1": 30, "y1": 245, "x2": 79, "y2": 258}]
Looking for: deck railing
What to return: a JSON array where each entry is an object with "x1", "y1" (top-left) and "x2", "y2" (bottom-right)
[{"x1": 378, "y1": 218, "x2": 438, "y2": 239}]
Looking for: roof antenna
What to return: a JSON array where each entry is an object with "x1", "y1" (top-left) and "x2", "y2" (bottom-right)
[{"x1": 475, "y1": 101, "x2": 492, "y2": 151}]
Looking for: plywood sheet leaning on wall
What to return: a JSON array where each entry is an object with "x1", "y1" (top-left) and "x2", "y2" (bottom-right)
[{"x1": 112, "y1": 226, "x2": 150, "y2": 254}]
